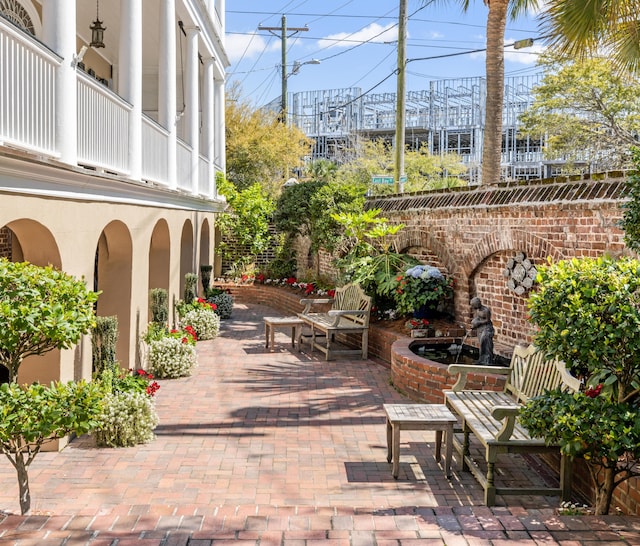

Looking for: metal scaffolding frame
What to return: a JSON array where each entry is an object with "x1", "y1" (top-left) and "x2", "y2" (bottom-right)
[{"x1": 287, "y1": 73, "x2": 572, "y2": 184}]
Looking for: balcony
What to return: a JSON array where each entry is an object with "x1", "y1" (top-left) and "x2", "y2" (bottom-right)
[{"x1": 0, "y1": 16, "x2": 222, "y2": 200}]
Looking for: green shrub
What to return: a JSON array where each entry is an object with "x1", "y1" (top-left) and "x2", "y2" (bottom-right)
[
  {"x1": 148, "y1": 337, "x2": 197, "y2": 379},
  {"x1": 524, "y1": 256, "x2": 640, "y2": 514},
  {"x1": 92, "y1": 316, "x2": 118, "y2": 374},
  {"x1": 149, "y1": 288, "x2": 169, "y2": 324},
  {"x1": 206, "y1": 290, "x2": 234, "y2": 319},
  {"x1": 179, "y1": 308, "x2": 220, "y2": 340}
]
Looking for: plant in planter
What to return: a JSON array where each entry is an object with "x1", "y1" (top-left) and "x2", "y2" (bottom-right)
[
  {"x1": 95, "y1": 367, "x2": 160, "y2": 448},
  {"x1": 147, "y1": 327, "x2": 197, "y2": 379},
  {"x1": 394, "y1": 264, "x2": 454, "y2": 317},
  {"x1": 405, "y1": 318, "x2": 431, "y2": 337},
  {"x1": 205, "y1": 287, "x2": 234, "y2": 319},
  {"x1": 520, "y1": 256, "x2": 640, "y2": 515}
]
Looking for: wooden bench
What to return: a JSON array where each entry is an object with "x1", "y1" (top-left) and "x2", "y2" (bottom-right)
[
  {"x1": 444, "y1": 344, "x2": 582, "y2": 506},
  {"x1": 297, "y1": 283, "x2": 371, "y2": 360}
]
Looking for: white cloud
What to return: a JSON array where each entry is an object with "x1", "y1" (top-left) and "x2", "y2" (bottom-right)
[
  {"x1": 225, "y1": 32, "x2": 278, "y2": 63},
  {"x1": 317, "y1": 23, "x2": 398, "y2": 49},
  {"x1": 429, "y1": 31, "x2": 444, "y2": 39}
]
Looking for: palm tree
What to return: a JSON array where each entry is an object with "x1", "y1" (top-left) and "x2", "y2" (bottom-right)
[
  {"x1": 541, "y1": 0, "x2": 640, "y2": 76},
  {"x1": 432, "y1": 0, "x2": 540, "y2": 184}
]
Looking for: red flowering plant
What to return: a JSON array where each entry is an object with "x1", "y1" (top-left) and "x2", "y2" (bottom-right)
[{"x1": 404, "y1": 318, "x2": 430, "y2": 331}]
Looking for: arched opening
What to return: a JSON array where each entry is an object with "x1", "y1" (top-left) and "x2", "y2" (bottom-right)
[
  {"x1": 148, "y1": 220, "x2": 171, "y2": 322},
  {"x1": 95, "y1": 221, "x2": 133, "y2": 370},
  {"x1": 1, "y1": 220, "x2": 63, "y2": 384},
  {"x1": 179, "y1": 220, "x2": 194, "y2": 299}
]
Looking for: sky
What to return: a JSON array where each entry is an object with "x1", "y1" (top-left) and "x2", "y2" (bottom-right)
[{"x1": 225, "y1": 0, "x2": 548, "y2": 107}]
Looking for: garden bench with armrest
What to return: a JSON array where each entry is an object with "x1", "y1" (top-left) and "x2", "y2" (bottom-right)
[
  {"x1": 297, "y1": 283, "x2": 371, "y2": 360},
  {"x1": 444, "y1": 343, "x2": 582, "y2": 506}
]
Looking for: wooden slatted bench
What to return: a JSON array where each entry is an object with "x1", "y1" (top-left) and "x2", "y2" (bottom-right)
[
  {"x1": 444, "y1": 344, "x2": 582, "y2": 506},
  {"x1": 297, "y1": 283, "x2": 372, "y2": 360}
]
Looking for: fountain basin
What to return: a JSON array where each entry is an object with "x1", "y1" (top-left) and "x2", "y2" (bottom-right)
[{"x1": 390, "y1": 336, "x2": 510, "y2": 404}]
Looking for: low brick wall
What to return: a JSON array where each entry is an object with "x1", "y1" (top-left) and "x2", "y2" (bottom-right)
[{"x1": 390, "y1": 337, "x2": 507, "y2": 403}]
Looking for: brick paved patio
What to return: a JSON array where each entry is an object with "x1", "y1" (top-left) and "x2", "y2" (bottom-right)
[{"x1": 0, "y1": 302, "x2": 638, "y2": 544}]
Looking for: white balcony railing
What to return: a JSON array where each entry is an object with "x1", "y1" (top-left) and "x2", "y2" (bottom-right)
[
  {"x1": 1, "y1": 18, "x2": 220, "y2": 199},
  {"x1": 0, "y1": 20, "x2": 59, "y2": 155},
  {"x1": 142, "y1": 116, "x2": 169, "y2": 186},
  {"x1": 176, "y1": 140, "x2": 193, "y2": 192},
  {"x1": 77, "y1": 73, "x2": 131, "y2": 174}
]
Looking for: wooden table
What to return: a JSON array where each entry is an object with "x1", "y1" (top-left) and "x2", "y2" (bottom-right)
[
  {"x1": 383, "y1": 403, "x2": 458, "y2": 479},
  {"x1": 264, "y1": 316, "x2": 304, "y2": 351}
]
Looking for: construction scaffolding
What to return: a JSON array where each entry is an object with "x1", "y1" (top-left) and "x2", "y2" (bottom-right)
[{"x1": 287, "y1": 74, "x2": 569, "y2": 184}]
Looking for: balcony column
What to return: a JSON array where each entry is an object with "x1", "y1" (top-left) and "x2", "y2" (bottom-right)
[
  {"x1": 184, "y1": 26, "x2": 200, "y2": 195},
  {"x1": 118, "y1": 0, "x2": 142, "y2": 181},
  {"x1": 158, "y1": 0, "x2": 177, "y2": 189},
  {"x1": 202, "y1": 57, "x2": 215, "y2": 198},
  {"x1": 217, "y1": 0, "x2": 226, "y2": 30},
  {"x1": 214, "y1": 77, "x2": 226, "y2": 180},
  {"x1": 41, "y1": 0, "x2": 77, "y2": 165}
]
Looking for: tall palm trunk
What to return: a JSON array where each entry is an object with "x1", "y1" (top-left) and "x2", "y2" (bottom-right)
[{"x1": 481, "y1": 0, "x2": 509, "y2": 185}]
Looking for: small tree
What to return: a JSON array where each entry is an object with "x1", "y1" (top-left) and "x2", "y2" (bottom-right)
[
  {"x1": 0, "y1": 259, "x2": 99, "y2": 383},
  {"x1": 520, "y1": 256, "x2": 640, "y2": 514},
  {"x1": 0, "y1": 380, "x2": 103, "y2": 514}
]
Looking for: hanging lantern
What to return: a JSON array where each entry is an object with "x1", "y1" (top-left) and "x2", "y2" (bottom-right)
[{"x1": 90, "y1": 0, "x2": 106, "y2": 48}]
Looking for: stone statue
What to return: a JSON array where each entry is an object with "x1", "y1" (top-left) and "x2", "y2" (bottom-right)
[{"x1": 470, "y1": 297, "x2": 494, "y2": 365}]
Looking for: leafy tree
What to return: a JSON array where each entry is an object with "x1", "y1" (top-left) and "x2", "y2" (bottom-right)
[
  {"x1": 541, "y1": 0, "x2": 640, "y2": 76},
  {"x1": 521, "y1": 256, "x2": 640, "y2": 514},
  {"x1": 620, "y1": 148, "x2": 640, "y2": 251},
  {"x1": 216, "y1": 178, "x2": 275, "y2": 273},
  {"x1": 335, "y1": 139, "x2": 466, "y2": 194},
  {"x1": 0, "y1": 380, "x2": 103, "y2": 514},
  {"x1": 225, "y1": 83, "x2": 312, "y2": 193},
  {"x1": 519, "y1": 54, "x2": 640, "y2": 170},
  {"x1": 0, "y1": 259, "x2": 99, "y2": 383},
  {"x1": 273, "y1": 180, "x2": 367, "y2": 276}
]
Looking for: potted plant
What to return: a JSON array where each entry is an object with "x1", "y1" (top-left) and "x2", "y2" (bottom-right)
[
  {"x1": 394, "y1": 264, "x2": 454, "y2": 318},
  {"x1": 404, "y1": 318, "x2": 431, "y2": 338}
]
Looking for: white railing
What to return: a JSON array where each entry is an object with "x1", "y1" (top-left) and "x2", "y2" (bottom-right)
[
  {"x1": 142, "y1": 116, "x2": 169, "y2": 186},
  {"x1": 0, "y1": 19, "x2": 59, "y2": 155},
  {"x1": 176, "y1": 140, "x2": 193, "y2": 192},
  {"x1": 199, "y1": 155, "x2": 210, "y2": 196},
  {"x1": 77, "y1": 72, "x2": 131, "y2": 174},
  {"x1": 1, "y1": 19, "x2": 220, "y2": 198}
]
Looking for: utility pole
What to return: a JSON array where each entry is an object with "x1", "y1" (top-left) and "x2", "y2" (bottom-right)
[
  {"x1": 393, "y1": 0, "x2": 408, "y2": 193},
  {"x1": 258, "y1": 15, "x2": 309, "y2": 124}
]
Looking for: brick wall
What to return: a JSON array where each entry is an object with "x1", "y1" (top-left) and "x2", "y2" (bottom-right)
[{"x1": 365, "y1": 177, "x2": 628, "y2": 350}]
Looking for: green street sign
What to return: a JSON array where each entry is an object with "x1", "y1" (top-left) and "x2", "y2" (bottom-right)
[{"x1": 372, "y1": 175, "x2": 394, "y2": 185}]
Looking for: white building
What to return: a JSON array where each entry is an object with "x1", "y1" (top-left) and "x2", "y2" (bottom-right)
[{"x1": 0, "y1": 0, "x2": 228, "y2": 384}]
